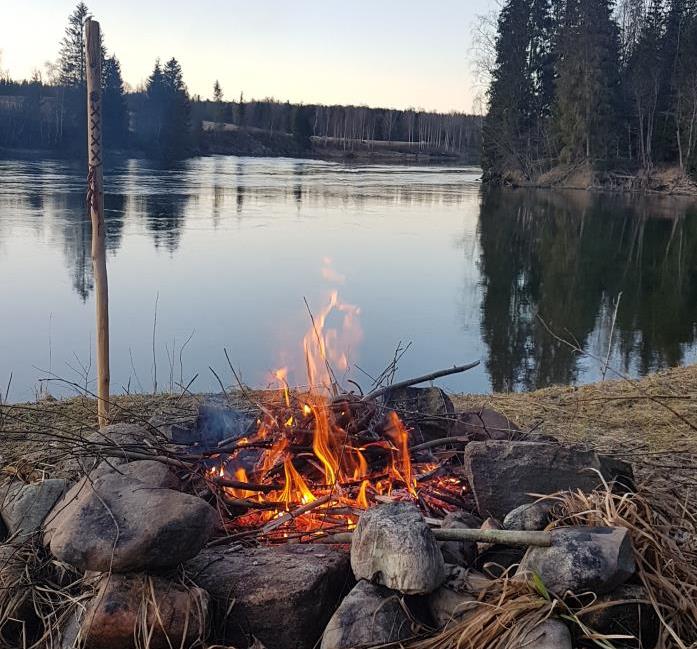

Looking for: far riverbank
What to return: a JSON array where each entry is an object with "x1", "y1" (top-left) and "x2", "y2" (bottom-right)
[{"x1": 489, "y1": 162, "x2": 697, "y2": 196}]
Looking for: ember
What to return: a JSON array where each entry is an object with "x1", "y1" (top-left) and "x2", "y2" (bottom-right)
[{"x1": 205, "y1": 285, "x2": 469, "y2": 539}]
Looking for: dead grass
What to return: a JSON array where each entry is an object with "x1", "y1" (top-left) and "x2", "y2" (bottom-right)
[
  {"x1": 547, "y1": 484, "x2": 697, "y2": 648},
  {"x1": 405, "y1": 482, "x2": 697, "y2": 649}
]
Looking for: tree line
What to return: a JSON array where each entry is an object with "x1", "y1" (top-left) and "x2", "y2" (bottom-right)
[
  {"x1": 0, "y1": 2, "x2": 481, "y2": 162},
  {"x1": 482, "y1": 0, "x2": 697, "y2": 181}
]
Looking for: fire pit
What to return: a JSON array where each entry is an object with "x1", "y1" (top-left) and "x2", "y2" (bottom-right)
[
  {"x1": 1, "y1": 292, "x2": 696, "y2": 649},
  {"x1": 195, "y1": 289, "x2": 476, "y2": 541},
  {"x1": 203, "y1": 391, "x2": 470, "y2": 540}
]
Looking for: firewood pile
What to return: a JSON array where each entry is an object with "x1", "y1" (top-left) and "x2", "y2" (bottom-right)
[{"x1": 0, "y1": 383, "x2": 696, "y2": 649}]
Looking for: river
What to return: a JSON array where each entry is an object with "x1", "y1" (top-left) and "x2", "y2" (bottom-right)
[{"x1": 2, "y1": 154, "x2": 697, "y2": 401}]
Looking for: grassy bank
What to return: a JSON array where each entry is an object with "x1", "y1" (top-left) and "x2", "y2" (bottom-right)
[
  {"x1": 496, "y1": 162, "x2": 697, "y2": 196},
  {"x1": 2, "y1": 364, "x2": 696, "y2": 493}
]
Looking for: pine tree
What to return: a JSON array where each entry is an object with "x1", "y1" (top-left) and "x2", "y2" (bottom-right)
[
  {"x1": 137, "y1": 57, "x2": 192, "y2": 160},
  {"x1": 482, "y1": 0, "x2": 536, "y2": 177},
  {"x1": 102, "y1": 55, "x2": 128, "y2": 148},
  {"x1": 213, "y1": 80, "x2": 223, "y2": 103},
  {"x1": 163, "y1": 58, "x2": 192, "y2": 155},
  {"x1": 554, "y1": 0, "x2": 622, "y2": 161},
  {"x1": 57, "y1": 2, "x2": 90, "y2": 88},
  {"x1": 482, "y1": 0, "x2": 556, "y2": 178}
]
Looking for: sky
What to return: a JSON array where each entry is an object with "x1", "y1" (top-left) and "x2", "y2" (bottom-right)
[{"x1": 1, "y1": 0, "x2": 494, "y2": 113}]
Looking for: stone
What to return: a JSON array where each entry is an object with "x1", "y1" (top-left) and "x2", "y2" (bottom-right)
[
  {"x1": 512, "y1": 619, "x2": 572, "y2": 649},
  {"x1": 581, "y1": 584, "x2": 659, "y2": 648},
  {"x1": 383, "y1": 387, "x2": 455, "y2": 443},
  {"x1": 91, "y1": 459, "x2": 180, "y2": 489},
  {"x1": 464, "y1": 441, "x2": 634, "y2": 519},
  {"x1": 439, "y1": 511, "x2": 480, "y2": 567},
  {"x1": 517, "y1": 526, "x2": 635, "y2": 595},
  {"x1": 428, "y1": 586, "x2": 475, "y2": 628},
  {"x1": 0, "y1": 479, "x2": 69, "y2": 538},
  {"x1": 44, "y1": 471, "x2": 217, "y2": 572},
  {"x1": 148, "y1": 412, "x2": 197, "y2": 443},
  {"x1": 503, "y1": 500, "x2": 556, "y2": 531},
  {"x1": 187, "y1": 544, "x2": 350, "y2": 649},
  {"x1": 77, "y1": 573, "x2": 208, "y2": 649},
  {"x1": 476, "y1": 516, "x2": 502, "y2": 554},
  {"x1": 351, "y1": 502, "x2": 445, "y2": 594},
  {"x1": 72, "y1": 423, "x2": 153, "y2": 473},
  {"x1": 320, "y1": 580, "x2": 412, "y2": 649},
  {"x1": 453, "y1": 408, "x2": 522, "y2": 441}
]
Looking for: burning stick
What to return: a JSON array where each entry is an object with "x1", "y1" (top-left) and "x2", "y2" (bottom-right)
[
  {"x1": 210, "y1": 477, "x2": 281, "y2": 494},
  {"x1": 260, "y1": 493, "x2": 334, "y2": 535}
]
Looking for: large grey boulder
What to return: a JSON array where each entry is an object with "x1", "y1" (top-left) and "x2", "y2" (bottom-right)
[
  {"x1": 351, "y1": 502, "x2": 445, "y2": 594},
  {"x1": 517, "y1": 526, "x2": 635, "y2": 595},
  {"x1": 64, "y1": 423, "x2": 153, "y2": 474},
  {"x1": 320, "y1": 580, "x2": 412, "y2": 649},
  {"x1": 75, "y1": 573, "x2": 208, "y2": 649},
  {"x1": 512, "y1": 619, "x2": 572, "y2": 649},
  {"x1": 0, "y1": 479, "x2": 69, "y2": 538},
  {"x1": 44, "y1": 471, "x2": 217, "y2": 572},
  {"x1": 91, "y1": 459, "x2": 180, "y2": 489},
  {"x1": 187, "y1": 544, "x2": 350, "y2": 649},
  {"x1": 464, "y1": 441, "x2": 634, "y2": 519},
  {"x1": 384, "y1": 387, "x2": 455, "y2": 443}
]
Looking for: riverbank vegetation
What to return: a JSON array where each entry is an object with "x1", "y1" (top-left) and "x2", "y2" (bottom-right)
[
  {"x1": 0, "y1": 3, "x2": 481, "y2": 164},
  {"x1": 482, "y1": 0, "x2": 697, "y2": 188}
]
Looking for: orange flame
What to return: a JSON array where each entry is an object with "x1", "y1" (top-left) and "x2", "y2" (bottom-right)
[
  {"x1": 274, "y1": 368, "x2": 291, "y2": 407},
  {"x1": 207, "y1": 264, "x2": 466, "y2": 536},
  {"x1": 280, "y1": 457, "x2": 316, "y2": 507},
  {"x1": 310, "y1": 401, "x2": 339, "y2": 486},
  {"x1": 385, "y1": 411, "x2": 416, "y2": 496}
]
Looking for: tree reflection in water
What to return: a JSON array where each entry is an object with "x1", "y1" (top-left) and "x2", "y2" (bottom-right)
[{"x1": 478, "y1": 188, "x2": 697, "y2": 390}]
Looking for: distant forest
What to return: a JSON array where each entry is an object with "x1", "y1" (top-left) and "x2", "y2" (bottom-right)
[
  {"x1": 483, "y1": 0, "x2": 697, "y2": 181},
  {"x1": 0, "y1": 3, "x2": 482, "y2": 163}
]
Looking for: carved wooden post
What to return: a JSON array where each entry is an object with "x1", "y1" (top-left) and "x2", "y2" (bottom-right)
[{"x1": 85, "y1": 18, "x2": 110, "y2": 426}]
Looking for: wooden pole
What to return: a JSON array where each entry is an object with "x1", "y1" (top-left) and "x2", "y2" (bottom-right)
[{"x1": 85, "y1": 19, "x2": 110, "y2": 427}]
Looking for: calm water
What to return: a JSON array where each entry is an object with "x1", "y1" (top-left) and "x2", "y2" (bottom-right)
[{"x1": 2, "y1": 155, "x2": 697, "y2": 402}]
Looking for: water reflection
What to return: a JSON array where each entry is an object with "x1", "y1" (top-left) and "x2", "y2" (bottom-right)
[
  {"x1": 478, "y1": 188, "x2": 697, "y2": 390},
  {"x1": 2, "y1": 154, "x2": 697, "y2": 401}
]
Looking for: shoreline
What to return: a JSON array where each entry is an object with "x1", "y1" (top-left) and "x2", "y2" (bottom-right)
[
  {"x1": 3, "y1": 363, "x2": 696, "y2": 487},
  {"x1": 486, "y1": 163, "x2": 697, "y2": 197},
  {"x1": 0, "y1": 145, "x2": 476, "y2": 168}
]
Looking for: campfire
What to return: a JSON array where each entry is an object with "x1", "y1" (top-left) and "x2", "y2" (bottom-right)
[
  {"x1": 204, "y1": 287, "x2": 470, "y2": 540},
  {"x1": 6, "y1": 270, "x2": 697, "y2": 649}
]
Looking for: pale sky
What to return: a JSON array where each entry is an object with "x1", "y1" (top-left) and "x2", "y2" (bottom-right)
[{"x1": 1, "y1": 0, "x2": 493, "y2": 113}]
